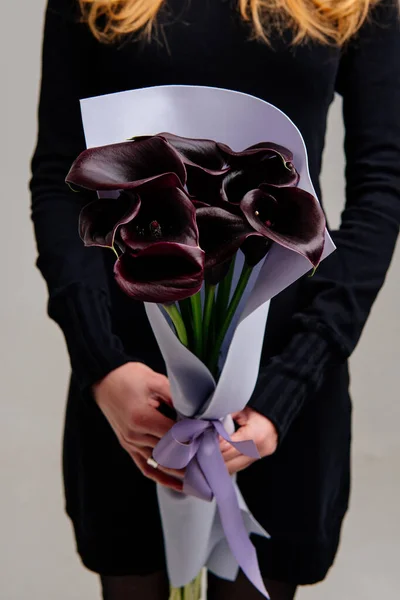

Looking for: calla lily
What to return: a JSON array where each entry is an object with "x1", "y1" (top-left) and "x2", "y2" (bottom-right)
[
  {"x1": 79, "y1": 193, "x2": 141, "y2": 248},
  {"x1": 114, "y1": 242, "x2": 205, "y2": 303},
  {"x1": 220, "y1": 142, "x2": 300, "y2": 205},
  {"x1": 119, "y1": 185, "x2": 198, "y2": 251},
  {"x1": 133, "y1": 132, "x2": 231, "y2": 206},
  {"x1": 196, "y1": 206, "x2": 255, "y2": 268},
  {"x1": 135, "y1": 132, "x2": 231, "y2": 174},
  {"x1": 77, "y1": 173, "x2": 197, "y2": 251},
  {"x1": 66, "y1": 136, "x2": 187, "y2": 191},
  {"x1": 241, "y1": 184, "x2": 326, "y2": 267},
  {"x1": 74, "y1": 167, "x2": 204, "y2": 302},
  {"x1": 196, "y1": 183, "x2": 325, "y2": 282},
  {"x1": 196, "y1": 205, "x2": 270, "y2": 283},
  {"x1": 158, "y1": 132, "x2": 232, "y2": 175}
]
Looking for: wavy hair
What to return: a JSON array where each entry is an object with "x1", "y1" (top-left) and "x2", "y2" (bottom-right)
[{"x1": 79, "y1": 0, "x2": 380, "y2": 45}]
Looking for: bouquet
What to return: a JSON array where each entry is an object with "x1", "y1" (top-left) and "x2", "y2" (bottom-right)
[{"x1": 67, "y1": 85, "x2": 334, "y2": 599}]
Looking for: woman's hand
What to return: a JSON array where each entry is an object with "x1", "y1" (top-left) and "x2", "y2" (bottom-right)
[
  {"x1": 93, "y1": 362, "x2": 183, "y2": 492},
  {"x1": 220, "y1": 407, "x2": 278, "y2": 475}
]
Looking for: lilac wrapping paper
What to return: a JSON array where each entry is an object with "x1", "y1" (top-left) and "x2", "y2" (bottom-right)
[{"x1": 80, "y1": 85, "x2": 335, "y2": 590}]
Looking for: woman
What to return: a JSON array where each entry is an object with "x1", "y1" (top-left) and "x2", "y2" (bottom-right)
[{"x1": 30, "y1": 0, "x2": 400, "y2": 599}]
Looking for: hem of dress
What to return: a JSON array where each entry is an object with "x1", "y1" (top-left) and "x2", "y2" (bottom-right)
[{"x1": 66, "y1": 507, "x2": 346, "y2": 585}]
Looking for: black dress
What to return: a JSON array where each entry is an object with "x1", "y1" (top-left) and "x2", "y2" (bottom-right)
[{"x1": 31, "y1": 0, "x2": 400, "y2": 586}]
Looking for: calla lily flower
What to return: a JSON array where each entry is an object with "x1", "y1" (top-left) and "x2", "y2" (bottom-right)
[
  {"x1": 133, "y1": 132, "x2": 231, "y2": 206},
  {"x1": 78, "y1": 173, "x2": 197, "y2": 250},
  {"x1": 66, "y1": 136, "x2": 187, "y2": 191},
  {"x1": 196, "y1": 205, "x2": 269, "y2": 283},
  {"x1": 114, "y1": 242, "x2": 205, "y2": 303},
  {"x1": 79, "y1": 192, "x2": 141, "y2": 249},
  {"x1": 68, "y1": 146, "x2": 204, "y2": 302},
  {"x1": 134, "y1": 132, "x2": 231, "y2": 174},
  {"x1": 196, "y1": 183, "x2": 325, "y2": 283},
  {"x1": 119, "y1": 185, "x2": 198, "y2": 251},
  {"x1": 241, "y1": 184, "x2": 326, "y2": 267},
  {"x1": 220, "y1": 142, "x2": 300, "y2": 205}
]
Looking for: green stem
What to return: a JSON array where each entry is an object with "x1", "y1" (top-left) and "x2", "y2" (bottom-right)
[
  {"x1": 169, "y1": 587, "x2": 183, "y2": 600},
  {"x1": 194, "y1": 570, "x2": 203, "y2": 599},
  {"x1": 163, "y1": 304, "x2": 189, "y2": 347},
  {"x1": 170, "y1": 570, "x2": 203, "y2": 600},
  {"x1": 179, "y1": 298, "x2": 193, "y2": 346},
  {"x1": 202, "y1": 283, "x2": 216, "y2": 358},
  {"x1": 208, "y1": 262, "x2": 253, "y2": 376},
  {"x1": 215, "y1": 258, "x2": 235, "y2": 331},
  {"x1": 190, "y1": 292, "x2": 203, "y2": 358}
]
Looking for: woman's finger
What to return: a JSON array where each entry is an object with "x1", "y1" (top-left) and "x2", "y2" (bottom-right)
[
  {"x1": 128, "y1": 432, "x2": 161, "y2": 448},
  {"x1": 137, "y1": 407, "x2": 176, "y2": 438},
  {"x1": 220, "y1": 440, "x2": 241, "y2": 463},
  {"x1": 149, "y1": 373, "x2": 173, "y2": 407},
  {"x1": 220, "y1": 423, "x2": 254, "y2": 463},
  {"x1": 130, "y1": 445, "x2": 185, "y2": 480},
  {"x1": 131, "y1": 451, "x2": 183, "y2": 493}
]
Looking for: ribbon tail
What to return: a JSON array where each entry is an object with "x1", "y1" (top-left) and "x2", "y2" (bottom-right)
[
  {"x1": 198, "y1": 430, "x2": 270, "y2": 599},
  {"x1": 184, "y1": 458, "x2": 213, "y2": 502},
  {"x1": 213, "y1": 420, "x2": 260, "y2": 459}
]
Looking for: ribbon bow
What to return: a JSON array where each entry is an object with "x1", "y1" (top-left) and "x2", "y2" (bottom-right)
[{"x1": 153, "y1": 417, "x2": 270, "y2": 599}]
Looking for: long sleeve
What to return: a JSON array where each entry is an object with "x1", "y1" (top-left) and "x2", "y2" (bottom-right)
[
  {"x1": 30, "y1": 0, "x2": 130, "y2": 391},
  {"x1": 249, "y1": 0, "x2": 400, "y2": 440}
]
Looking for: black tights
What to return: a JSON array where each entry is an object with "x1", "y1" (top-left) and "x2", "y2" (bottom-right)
[{"x1": 100, "y1": 570, "x2": 297, "y2": 600}]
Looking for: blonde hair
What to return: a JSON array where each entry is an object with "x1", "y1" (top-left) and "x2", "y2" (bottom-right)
[{"x1": 79, "y1": 0, "x2": 380, "y2": 45}]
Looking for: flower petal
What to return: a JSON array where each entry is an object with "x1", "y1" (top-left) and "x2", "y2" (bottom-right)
[
  {"x1": 66, "y1": 137, "x2": 187, "y2": 191},
  {"x1": 152, "y1": 133, "x2": 230, "y2": 173},
  {"x1": 220, "y1": 142, "x2": 299, "y2": 202},
  {"x1": 241, "y1": 186, "x2": 326, "y2": 266},
  {"x1": 241, "y1": 236, "x2": 271, "y2": 267},
  {"x1": 222, "y1": 141, "x2": 295, "y2": 164},
  {"x1": 133, "y1": 133, "x2": 232, "y2": 206},
  {"x1": 196, "y1": 206, "x2": 254, "y2": 270},
  {"x1": 114, "y1": 243, "x2": 205, "y2": 303},
  {"x1": 79, "y1": 193, "x2": 141, "y2": 248},
  {"x1": 119, "y1": 186, "x2": 199, "y2": 250},
  {"x1": 222, "y1": 156, "x2": 299, "y2": 204}
]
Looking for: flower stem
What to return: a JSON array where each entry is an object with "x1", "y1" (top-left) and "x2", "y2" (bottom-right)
[
  {"x1": 170, "y1": 587, "x2": 182, "y2": 600},
  {"x1": 215, "y1": 258, "x2": 235, "y2": 331},
  {"x1": 202, "y1": 283, "x2": 216, "y2": 358},
  {"x1": 194, "y1": 570, "x2": 203, "y2": 598},
  {"x1": 169, "y1": 571, "x2": 203, "y2": 600},
  {"x1": 179, "y1": 298, "x2": 193, "y2": 346},
  {"x1": 163, "y1": 304, "x2": 189, "y2": 347},
  {"x1": 208, "y1": 262, "x2": 253, "y2": 376},
  {"x1": 190, "y1": 292, "x2": 203, "y2": 358}
]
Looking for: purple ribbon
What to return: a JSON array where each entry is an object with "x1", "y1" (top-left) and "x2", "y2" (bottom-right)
[{"x1": 153, "y1": 418, "x2": 270, "y2": 599}]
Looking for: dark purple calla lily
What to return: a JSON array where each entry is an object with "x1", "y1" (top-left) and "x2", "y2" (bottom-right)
[
  {"x1": 114, "y1": 242, "x2": 205, "y2": 303},
  {"x1": 241, "y1": 185, "x2": 326, "y2": 267},
  {"x1": 220, "y1": 143, "x2": 300, "y2": 205},
  {"x1": 135, "y1": 132, "x2": 231, "y2": 174},
  {"x1": 79, "y1": 193, "x2": 141, "y2": 248},
  {"x1": 119, "y1": 186, "x2": 198, "y2": 251},
  {"x1": 196, "y1": 206, "x2": 271, "y2": 282},
  {"x1": 66, "y1": 137, "x2": 187, "y2": 191},
  {"x1": 196, "y1": 206, "x2": 255, "y2": 269},
  {"x1": 220, "y1": 141, "x2": 295, "y2": 167},
  {"x1": 77, "y1": 173, "x2": 197, "y2": 249},
  {"x1": 75, "y1": 168, "x2": 204, "y2": 302},
  {"x1": 133, "y1": 132, "x2": 232, "y2": 206}
]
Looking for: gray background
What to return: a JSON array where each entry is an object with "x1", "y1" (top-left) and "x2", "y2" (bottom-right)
[{"x1": 1, "y1": 2, "x2": 399, "y2": 599}]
